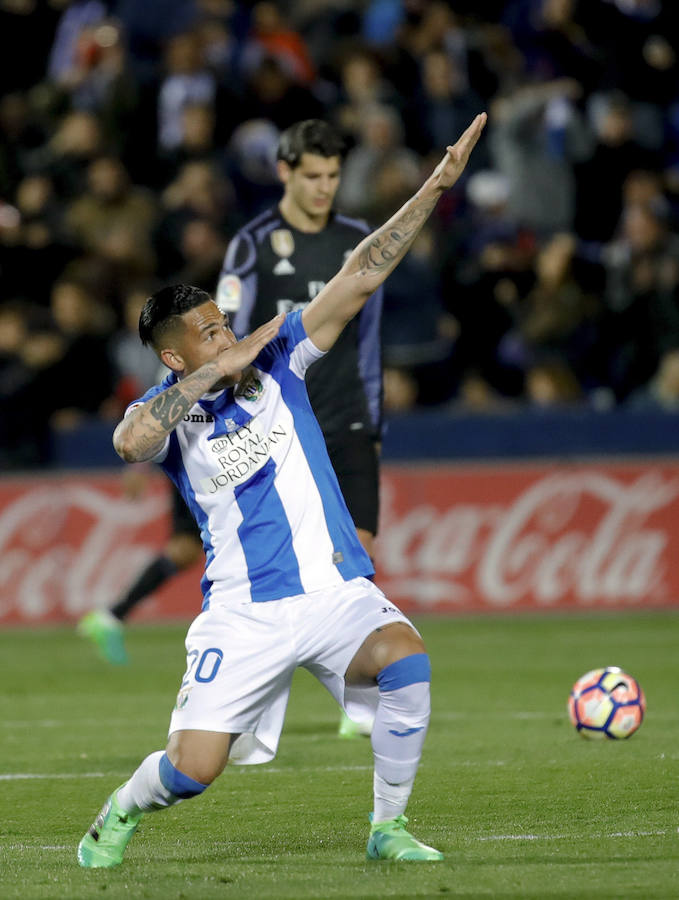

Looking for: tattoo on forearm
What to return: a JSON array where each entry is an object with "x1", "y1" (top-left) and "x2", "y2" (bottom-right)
[
  {"x1": 357, "y1": 195, "x2": 437, "y2": 276},
  {"x1": 148, "y1": 386, "x2": 194, "y2": 431},
  {"x1": 120, "y1": 362, "x2": 220, "y2": 458}
]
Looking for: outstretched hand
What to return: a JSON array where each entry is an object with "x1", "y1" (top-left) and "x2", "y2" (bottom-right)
[
  {"x1": 431, "y1": 113, "x2": 487, "y2": 192},
  {"x1": 216, "y1": 313, "x2": 285, "y2": 378}
]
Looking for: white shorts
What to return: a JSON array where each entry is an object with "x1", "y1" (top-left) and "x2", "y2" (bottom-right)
[{"x1": 168, "y1": 576, "x2": 416, "y2": 765}]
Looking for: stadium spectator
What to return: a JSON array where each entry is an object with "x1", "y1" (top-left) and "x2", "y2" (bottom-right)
[
  {"x1": 524, "y1": 358, "x2": 582, "y2": 406},
  {"x1": 0, "y1": 302, "x2": 52, "y2": 467},
  {"x1": 154, "y1": 159, "x2": 237, "y2": 279},
  {"x1": 47, "y1": 277, "x2": 116, "y2": 428},
  {"x1": 336, "y1": 103, "x2": 420, "y2": 219},
  {"x1": 240, "y1": 2, "x2": 316, "y2": 87},
  {"x1": 63, "y1": 154, "x2": 158, "y2": 257},
  {"x1": 109, "y1": 283, "x2": 164, "y2": 407},
  {"x1": 498, "y1": 232, "x2": 602, "y2": 392},
  {"x1": 574, "y1": 91, "x2": 658, "y2": 241},
  {"x1": 157, "y1": 29, "x2": 217, "y2": 154},
  {"x1": 488, "y1": 77, "x2": 594, "y2": 235},
  {"x1": 239, "y1": 54, "x2": 324, "y2": 132},
  {"x1": 0, "y1": 92, "x2": 49, "y2": 197},
  {"x1": 600, "y1": 199, "x2": 679, "y2": 400},
  {"x1": 25, "y1": 109, "x2": 105, "y2": 199},
  {"x1": 404, "y1": 48, "x2": 487, "y2": 163},
  {"x1": 0, "y1": 173, "x2": 75, "y2": 306},
  {"x1": 46, "y1": 0, "x2": 109, "y2": 91},
  {"x1": 628, "y1": 347, "x2": 679, "y2": 411},
  {"x1": 331, "y1": 47, "x2": 399, "y2": 142}
]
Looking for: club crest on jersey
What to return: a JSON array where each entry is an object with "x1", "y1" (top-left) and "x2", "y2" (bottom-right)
[
  {"x1": 271, "y1": 229, "x2": 295, "y2": 275},
  {"x1": 175, "y1": 687, "x2": 191, "y2": 710},
  {"x1": 236, "y1": 372, "x2": 264, "y2": 403}
]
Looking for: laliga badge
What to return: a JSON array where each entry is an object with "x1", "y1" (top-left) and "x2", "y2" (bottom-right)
[{"x1": 216, "y1": 273, "x2": 242, "y2": 312}]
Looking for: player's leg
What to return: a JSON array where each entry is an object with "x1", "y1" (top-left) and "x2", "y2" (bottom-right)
[
  {"x1": 77, "y1": 487, "x2": 202, "y2": 664},
  {"x1": 78, "y1": 601, "x2": 295, "y2": 867},
  {"x1": 78, "y1": 730, "x2": 232, "y2": 868},
  {"x1": 303, "y1": 579, "x2": 442, "y2": 861},
  {"x1": 327, "y1": 431, "x2": 380, "y2": 738},
  {"x1": 346, "y1": 621, "x2": 443, "y2": 861}
]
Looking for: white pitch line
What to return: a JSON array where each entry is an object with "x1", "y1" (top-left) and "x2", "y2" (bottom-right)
[
  {"x1": 477, "y1": 830, "x2": 668, "y2": 842},
  {"x1": 3, "y1": 845, "x2": 69, "y2": 852},
  {"x1": 0, "y1": 772, "x2": 109, "y2": 781},
  {"x1": 0, "y1": 765, "x2": 376, "y2": 782},
  {"x1": 478, "y1": 834, "x2": 568, "y2": 842}
]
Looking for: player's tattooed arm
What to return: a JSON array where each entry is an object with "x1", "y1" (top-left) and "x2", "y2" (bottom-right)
[
  {"x1": 353, "y1": 112, "x2": 487, "y2": 287},
  {"x1": 355, "y1": 196, "x2": 438, "y2": 277},
  {"x1": 113, "y1": 362, "x2": 222, "y2": 462},
  {"x1": 303, "y1": 113, "x2": 486, "y2": 351},
  {"x1": 113, "y1": 313, "x2": 284, "y2": 463}
]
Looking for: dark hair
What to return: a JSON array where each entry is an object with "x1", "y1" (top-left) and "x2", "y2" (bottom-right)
[
  {"x1": 139, "y1": 284, "x2": 212, "y2": 347},
  {"x1": 276, "y1": 119, "x2": 346, "y2": 168}
]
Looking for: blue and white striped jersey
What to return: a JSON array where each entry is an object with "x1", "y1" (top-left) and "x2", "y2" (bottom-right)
[{"x1": 128, "y1": 311, "x2": 374, "y2": 610}]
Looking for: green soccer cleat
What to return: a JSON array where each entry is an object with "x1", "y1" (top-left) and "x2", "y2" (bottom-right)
[
  {"x1": 366, "y1": 814, "x2": 444, "y2": 861},
  {"x1": 77, "y1": 610, "x2": 128, "y2": 665},
  {"x1": 78, "y1": 787, "x2": 142, "y2": 868},
  {"x1": 338, "y1": 709, "x2": 372, "y2": 739}
]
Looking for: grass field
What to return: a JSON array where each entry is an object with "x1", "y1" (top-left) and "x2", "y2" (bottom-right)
[{"x1": 1, "y1": 612, "x2": 678, "y2": 899}]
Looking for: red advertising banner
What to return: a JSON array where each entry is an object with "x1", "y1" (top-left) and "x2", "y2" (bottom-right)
[
  {"x1": 1, "y1": 460, "x2": 678, "y2": 624},
  {"x1": 0, "y1": 472, "x2": 202, "y2": 625},
  {"x1": 377, "y1": 462, "x2": 679, "y2": 613}
]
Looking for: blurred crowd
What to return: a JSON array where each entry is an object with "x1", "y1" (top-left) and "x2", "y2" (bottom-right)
[{"x1": 1, "y1": 0, "x2": 679, "y2": 468}]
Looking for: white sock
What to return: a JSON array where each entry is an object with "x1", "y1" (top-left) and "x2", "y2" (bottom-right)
[
  {"x1": 116, "y1": 751, "x2": 180, "y2": 816},
  {"x1": 371, "y1": 679, "x2": 430, "y2": 823},
  {"x1": 373, "y1": 771, "x2": 416, "y2": 822}
]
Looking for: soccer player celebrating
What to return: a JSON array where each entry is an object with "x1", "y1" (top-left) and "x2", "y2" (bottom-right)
[
  {"x1": 218, "y1": 119, "x2": 383, "y2": 738},
  {"x1": 77, "y1": 113, "x2": 486, "y2": 868}
]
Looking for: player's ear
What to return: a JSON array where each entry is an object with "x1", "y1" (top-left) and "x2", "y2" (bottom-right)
[
  {"x1": 160, "y1": 347, "x2": 185, "y2": 374},
  {"x1": 276, "y1": 160, "x2": 292, "y2": 185}
]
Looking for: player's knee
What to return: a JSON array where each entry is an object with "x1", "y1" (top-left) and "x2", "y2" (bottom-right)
[
  {"x1": 377, "y1": 652, "x2": 431, "y2": 694},
  {"x1": 376, "y1": 654, "x2": 431, "y2": 726},
  {"x1": 159, "y1": 753, "x2": 209, "y2": 798},
  {"x1": 374, "y1": 623, "x2": 426, "y2": 672},
  {"x1": 165, "y1": 734, "x2": 229, "y2": 786}
]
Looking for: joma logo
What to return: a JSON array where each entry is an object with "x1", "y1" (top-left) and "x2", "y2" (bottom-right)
[{"x1": 183, "y1": 413, "x2": 214, "y2": 423}]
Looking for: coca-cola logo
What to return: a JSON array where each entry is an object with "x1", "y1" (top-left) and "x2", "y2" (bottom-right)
[
  {"x1": 376, "y1": 469, "x2": 679, "y2": 610},
  {"x1": 0, "y1": 482, "x2": 166, "y2": 620}
]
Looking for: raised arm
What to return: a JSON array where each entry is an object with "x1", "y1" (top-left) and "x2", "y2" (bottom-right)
[
  {"x1": 302, "y1": 113, "x2": 486, "y2": 351},
  {"x1": 113, "y1": 315, "x2": 284, "y2": 463}
]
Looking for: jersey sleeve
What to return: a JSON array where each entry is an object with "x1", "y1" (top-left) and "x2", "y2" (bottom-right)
[
  {"x1": 357, "y1": 285, "x2": 383, "y2": 436},
  {"x1": 216, "y1": 230, "x2": 258, "y2": 338},
  {"x1": 256, "y1": 310, "x2": 325, "y2": 380},
  {"x1": 122, "y1": 376, "x2": 176, "y2": 463}
]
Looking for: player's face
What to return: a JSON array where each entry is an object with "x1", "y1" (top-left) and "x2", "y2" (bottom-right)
[
  {"x1": 281, "y1": 153, "x2": 341, "y2": 220},
  {"x1": 173, "y1": 301, "x2": 241, "y2": 387}
]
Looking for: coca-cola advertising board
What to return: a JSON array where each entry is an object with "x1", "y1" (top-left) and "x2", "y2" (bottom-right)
[{"x1": 1, "y1": 461, "x2": 678, "y2": 625}]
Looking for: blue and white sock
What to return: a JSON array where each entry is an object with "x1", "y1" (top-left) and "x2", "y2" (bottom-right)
[
  {"x1": 116, "y1": 751, "x2": 207, "y2": 816},
  {"x1": 371, "y1": 653, "x2": 431, "y2": 823}
]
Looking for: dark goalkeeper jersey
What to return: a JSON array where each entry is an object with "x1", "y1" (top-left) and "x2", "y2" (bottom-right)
[{"x1": 216, "y1": 207, "x2": 383, "y2": 440}]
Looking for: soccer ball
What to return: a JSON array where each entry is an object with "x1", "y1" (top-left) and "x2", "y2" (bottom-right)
[{"x1": 568, "y1": 667, "x2": 646, "y2": 740}]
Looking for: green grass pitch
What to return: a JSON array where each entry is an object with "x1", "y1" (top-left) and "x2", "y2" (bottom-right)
[{"x1": 1, "y1": 612, "x2": 678, "y2": 899}]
